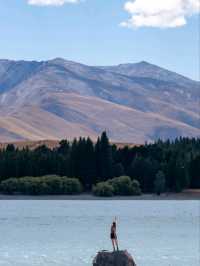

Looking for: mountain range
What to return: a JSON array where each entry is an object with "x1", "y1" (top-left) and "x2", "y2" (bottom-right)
[{"x1": 0, "y1": 58, "x2": 199, "y2": 143}]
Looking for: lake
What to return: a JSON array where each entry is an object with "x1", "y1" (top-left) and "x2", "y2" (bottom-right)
[{"x1": 0, "y1": 200, "x2": 199, "y2": 266}]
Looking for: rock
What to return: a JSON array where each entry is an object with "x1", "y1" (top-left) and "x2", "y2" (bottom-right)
[{"x1": 93, "y1": 250, "x2": 136, "y2": 266}]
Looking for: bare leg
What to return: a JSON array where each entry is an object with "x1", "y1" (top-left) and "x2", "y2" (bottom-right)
[
  {"x1": 112, "y1": 239, "x2": 115, "y2": 251},
  {"x1": 115, "y1": 238, "x2": 119, "y2": 251}
]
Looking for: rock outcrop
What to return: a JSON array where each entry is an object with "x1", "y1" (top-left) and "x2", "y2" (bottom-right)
[{"x1": 93, "y1": 250, "x2": 136, "y2": 266}]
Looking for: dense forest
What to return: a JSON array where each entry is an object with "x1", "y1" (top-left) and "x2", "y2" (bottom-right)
[{"x1": 0, "y1": 132, "x2": 199, "y2": 195}]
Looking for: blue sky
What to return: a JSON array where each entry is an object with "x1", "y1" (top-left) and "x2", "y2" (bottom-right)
[{"x1": 0, "y1": 0, "x2": 199, "y2": 80}]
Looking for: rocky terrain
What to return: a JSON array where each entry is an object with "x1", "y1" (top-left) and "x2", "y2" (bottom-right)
[
  {"x1": 0, "y1": 58, "x2": 199, "y2": 143},
  {"x1": 93, "y1": 250, "x2": 136, "y2": 266}
]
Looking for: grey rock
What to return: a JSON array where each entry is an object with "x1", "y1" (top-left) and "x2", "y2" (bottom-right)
[{"x1": 93, "y1": 250, "x2": 136, "y2": 266}]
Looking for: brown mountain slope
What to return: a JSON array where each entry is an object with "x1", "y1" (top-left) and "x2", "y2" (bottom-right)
[
  {"x1": 0, "y1": 59, "x2": 199, "y2": 143},
  {"x1": 0, "y1": 93, "x2": 199, "y2": 143}
]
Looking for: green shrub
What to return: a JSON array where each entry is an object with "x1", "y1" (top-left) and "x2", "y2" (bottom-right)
[
  {"x1": 93, "y1": 176, "x2": 142, "y2": 197},
  {"x1": 109, "y1": 176, "x2": 133, "y2": 195},
  {"x1": 131, "y1": 179, "x2": 142, "y2": 195},
  {"x1": 42, "y1": 175, "x2": 63, "y2": 194},
  {"x1": 18, "y1": 177, "x2": 42, "y2": 195},
  {"x1": 109, "y1": 176, "x2": 141, "y2": 196},
  {"x1": 61, "y1": 177, "x2": 83, "y2": 195},
  {"x1": 92, "y1": 182, "x2": 114, "y2": 197},
  {"x1": 0, "y1": 178, "x2": 19, "y2": 194},
  {"x1": 0, "y1": 175, "x2": 83, "y2": 195}
]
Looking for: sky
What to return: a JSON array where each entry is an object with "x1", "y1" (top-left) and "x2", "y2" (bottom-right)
[{"x1": 0, "y1": 0, "x2": 199, "y2": 80}]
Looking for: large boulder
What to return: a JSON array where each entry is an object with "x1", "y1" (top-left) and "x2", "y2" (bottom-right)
[{"x1": 93, "y1": 250, "x2": 136, "y2": 266}]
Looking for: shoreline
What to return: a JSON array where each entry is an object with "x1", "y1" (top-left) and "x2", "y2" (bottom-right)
[{"x1": 0, "y1": 190, "x2": 199, "y2": 200}]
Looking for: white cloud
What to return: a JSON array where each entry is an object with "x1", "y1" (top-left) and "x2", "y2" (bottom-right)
[
  {"x1": 121, "y1": 0, "x2": 200, "y2": 28},
  {"x1": 28, "y1": 0, "x2": 80, "y2": 6}
]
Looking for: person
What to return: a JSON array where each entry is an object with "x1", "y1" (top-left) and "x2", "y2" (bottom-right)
[{"x1": 110, "y1": 217, "x2": 119, "y2": 251}]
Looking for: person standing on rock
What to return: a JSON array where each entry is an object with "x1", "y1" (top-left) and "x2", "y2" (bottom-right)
[{"x1": 110, "y1": 217, "x2": 119, "y2": 251}]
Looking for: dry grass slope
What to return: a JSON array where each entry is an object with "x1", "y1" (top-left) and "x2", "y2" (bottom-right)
[
  {"x1": 0, "y1": 59, "x2": 199, "y2": 143},
  {"x1": 0, "y1": 93, "x2": 199, "y2": 143}
]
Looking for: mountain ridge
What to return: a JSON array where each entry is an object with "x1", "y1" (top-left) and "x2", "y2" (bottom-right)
[
  {"x1": 0, "y1": 58, "x2": 199, "y2": 143},
  {"x1": 1, "y1": 58, "x2": 198, "y2": 82}
]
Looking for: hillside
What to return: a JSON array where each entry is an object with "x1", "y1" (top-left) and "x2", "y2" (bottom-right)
[{"x1": 0, "y1": 58, "x2": 199, "y2": 143}]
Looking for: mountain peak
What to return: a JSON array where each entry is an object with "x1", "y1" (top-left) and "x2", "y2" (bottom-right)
[
  {"x1": 137, "y1": 60, "x2": 151, "y2": 65},
  {"x1": 47, "y1": 58, "x2": 90, "y2": 69},
  {"x1": 116, "y1": 61, "x2": 152, "y2": 68},
  {"x1": 0, "y1": 58, "x2": 199, "y2": 143},
  {"x1": 134, "y1": 61, "x2": 161, "y2": 69},
  {"x1": 48, "y1": 57, "x2": 66, "y2": 63}
]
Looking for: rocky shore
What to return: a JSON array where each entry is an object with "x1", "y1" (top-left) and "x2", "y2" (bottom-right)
[{"x1": 0, "y1": 190, "x2": 199, "y2": 200}]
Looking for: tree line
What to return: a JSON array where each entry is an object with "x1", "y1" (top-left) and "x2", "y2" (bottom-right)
[{"x1": 0, "y1": 132, "x2": 199, "y2": 194}]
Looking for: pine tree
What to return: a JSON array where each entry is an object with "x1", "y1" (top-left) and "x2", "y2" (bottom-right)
[
  {"x1": 95, "y1": 137, "x2": 102, "y2": 182},
  {"x1": 154, "y1": 170, "x2": 166, "y2": 195},
  {"x1": 99, "y1": 131, "x2": 113, "y2": 180},
  {"x1": 83, "y1": 137, "x2": 96, "y2": 189},
  {"x1": 113, "y1": 163, "x2": 125, "y2": 177}
]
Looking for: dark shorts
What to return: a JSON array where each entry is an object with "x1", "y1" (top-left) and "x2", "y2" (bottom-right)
[{"x1": 110, "y1": 233, "x2": 116, "y2": 239}]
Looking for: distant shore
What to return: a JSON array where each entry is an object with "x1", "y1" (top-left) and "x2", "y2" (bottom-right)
[{"x1": 0, "y1": 190, "x2": 199, "y2": 200}]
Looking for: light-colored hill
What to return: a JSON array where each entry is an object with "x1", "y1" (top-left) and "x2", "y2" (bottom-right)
[
  {"x1": 0, "y1": 58, "x2": 199, "y2": 143},
  {"x1": 0, "y1": 93, "x2": 199, "y2": 143}
]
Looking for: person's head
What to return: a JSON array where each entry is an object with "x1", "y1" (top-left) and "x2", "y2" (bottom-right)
[{"x1": 112, "y1": 222, "x2": 116, "y2": 228}]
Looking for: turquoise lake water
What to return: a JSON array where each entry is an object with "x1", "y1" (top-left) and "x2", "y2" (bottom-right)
[{"x1": 0, "y1": 200, "x2": 199, "y2": 266}]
